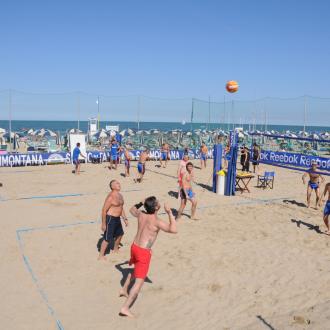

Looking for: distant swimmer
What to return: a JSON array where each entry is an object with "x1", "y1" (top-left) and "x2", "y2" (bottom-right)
[
  {"x1": 124, "y1": 148, "x2": 131, "y2": 177},
  {"x1": 98, "y1": 180, "x2": 128, "y2": 260},
  {"x1": 72, "y1": 142, "x2": 86, "y2": 175},
  {"x1": 160, "y1": 143, "x2": 170, "y2": 168},
  {"x1": 320, "y1": 182, "x2": 330, "y2": 234},
  {"x1": 135, "y1": 149, "x2": 149, "y2": 183},
  {"x1": 119, "y1": 197, "x2": 177, "y2": 317},
  {"x1": 109, "y1": 139, "x2": 119, "y2": 170},
  {"x1": 199, "y1": 142, "x2": 208, "y2": 169},
  {"x1": 176, "y1": 162, "x2": 198, "y2": 220},
  {"x1": 302, "y1": 162, "x2": 325, "y2": 209}
]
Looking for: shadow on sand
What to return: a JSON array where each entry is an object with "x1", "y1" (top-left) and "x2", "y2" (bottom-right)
[
  {"x1": 291, "y1": 218, "x2": 323, "y2": 234},
  {"x1": 283, "y1": 199, "x2": 307, "y2": 208},
  {"x1": 96, "y1": 237, "x2": 123, "y2": 255},
  {"x1": 115, "y1": 261, "x2": 152, "y2": 287},
  {"x1": 195, "y1": 182, "x2": 213, "y2": 192}
]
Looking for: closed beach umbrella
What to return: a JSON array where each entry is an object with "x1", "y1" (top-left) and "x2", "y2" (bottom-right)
[{"x1": 3, "y1": 132, "x2": 19, "y2": 142}]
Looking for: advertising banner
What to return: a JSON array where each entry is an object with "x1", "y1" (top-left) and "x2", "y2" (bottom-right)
[
  {"x1": 260, "y1": 150, "x2": 330, "y2": 172},
  {"x1": 0, "y1": 148, "x2": 214, "y2": 167}
]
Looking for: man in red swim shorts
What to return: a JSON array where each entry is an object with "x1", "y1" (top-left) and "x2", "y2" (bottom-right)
[{"x1": 119, "y1": 196, "x2": 177, "y2": 317}]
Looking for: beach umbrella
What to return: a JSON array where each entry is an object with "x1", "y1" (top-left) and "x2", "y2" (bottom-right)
[
  {"x1": 309, "y1": 133, "x2": 319, "y2": 140},
  {"x1": 68, "y1": 128, "x2": 83, "y2": 134},
  {"x1": 93, "y1": 130, "x2": 108, "y2": 139},
  {"x1": 41, "y1": 130, "x2": 57, "y2": 138},
  {"x1": 120, "y1": 129, "x2": 134, "y2": 137},
  {"x1": 320, "y1": 132, "x2": 329, "y2": 139},
  {"x1": 2, "y1": 132, "x2": 19, "y2": 142}
]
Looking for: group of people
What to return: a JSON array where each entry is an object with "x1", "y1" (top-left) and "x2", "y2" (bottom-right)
[
  {"x1": 72, "y1": 136, "x2": 330, "y2": 320},
  {"x1": 98, "y1": 179, "x2": 177, "y2": 318},
  {"x1": 239, "y1": 143, "x2": 261, "y2": 173},
  {"x1": 96, "y1": 147, "x2": 201, "y2": 317}
]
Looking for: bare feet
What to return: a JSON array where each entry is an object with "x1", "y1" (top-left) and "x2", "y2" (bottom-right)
[
  {"x1": 119, "y1": 307, "x2": 135, "y2": 318},
  {"x1": 119, "y1": 289, "x2": 129, "y2": 298},
  {"x1": 113, "y1": 249, "x2": 120, "y2": 254},
  {"x1": 191, "y1": 216, "x2": 199, "y2": 221},
  {"x1": 98, "y1": 255, "x2": 107, "y2": 261}
]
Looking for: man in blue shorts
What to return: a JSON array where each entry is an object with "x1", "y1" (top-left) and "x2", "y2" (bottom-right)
[
  {"x1": 320, "y1": 182, "x2": 330, "y2": 234},
  {"x1": 109, "y1": 139, "x2": 119, "y2": 170},
  {"x1": 199, "y1": 142, "x2": 208, "y2": 169},
  {"x1": 160, "y1": 143, "x2": 170, "y2": 168},
  {"x1": 302, "y1": 162, "x2": 325, "y2": 209},
  {"x1": 98, "y1": 180, "x2": 128, "y2": 260},
  {"x1": 72, "y1": 142, "x2": 85, "y2": 175},
  {"x1": 135, "y1": 149, "x2": 149, "y2": 183}
]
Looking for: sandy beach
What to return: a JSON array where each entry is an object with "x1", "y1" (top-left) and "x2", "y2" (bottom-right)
[{"x1": 1, "y1": 160, "x2": 329, "y2": 329}]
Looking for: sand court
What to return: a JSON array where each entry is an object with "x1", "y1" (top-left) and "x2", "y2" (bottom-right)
[{"x1": 1, "y1": 160, "x2": 330, "y2": 329}]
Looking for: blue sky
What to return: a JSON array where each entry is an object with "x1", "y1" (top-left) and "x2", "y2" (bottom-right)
[{"x1": 0, "y1": 0, "x2": 330, "y2": 123}]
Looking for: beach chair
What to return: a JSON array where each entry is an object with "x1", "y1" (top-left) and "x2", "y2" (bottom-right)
[{"x1": 257, "y1": 171, "x2": 275, "y2": 189}]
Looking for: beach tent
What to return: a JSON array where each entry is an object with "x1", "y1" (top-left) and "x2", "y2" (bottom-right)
[{"x1": 0, "y1": 128, "x2": 6, "y2": 135}]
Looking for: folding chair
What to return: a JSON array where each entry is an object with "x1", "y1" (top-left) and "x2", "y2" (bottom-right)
[{"x1": 257, "y1": 171, "x2": 275, "y2": 189}]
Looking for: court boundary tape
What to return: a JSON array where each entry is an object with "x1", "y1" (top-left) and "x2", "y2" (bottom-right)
[
  {"x1": 1, "y1": 189, "x2": 142, "y2": 202},
  {"x1": 15, "y1": 204, "x2": 219, "y2": 330},
  {"x1": 15, "y1": 196, "x2": 293, "y2": 330}
]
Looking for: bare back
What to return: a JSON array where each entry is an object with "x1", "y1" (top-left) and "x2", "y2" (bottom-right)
[{"x1": 134, "y1": 212, "x2": 161, "y2": 249}]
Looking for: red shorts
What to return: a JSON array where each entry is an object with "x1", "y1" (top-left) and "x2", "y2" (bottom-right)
[{"x1": 129, "y1": 243, "x2": 152, "y2": 279}]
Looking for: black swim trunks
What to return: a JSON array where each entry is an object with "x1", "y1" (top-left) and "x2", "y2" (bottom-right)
[
  {"x1": 180, "y1": 188, "x2": 187, "y2": 200},
  {"x1": 104, "y1": 215, "x2": 124, "y2": 243}
]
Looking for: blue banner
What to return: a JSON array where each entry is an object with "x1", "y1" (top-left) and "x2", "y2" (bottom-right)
[
  {"x1": 0, "y1": 148, "x2": 215, "y2": 167},
  {"x1": 260, "y1": 150, "x2": 330, "y2": 171}
]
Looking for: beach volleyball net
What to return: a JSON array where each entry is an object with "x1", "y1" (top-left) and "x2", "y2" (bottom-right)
[{"x1": 0, "y1": 90, "x2": 329, "y2": 132}]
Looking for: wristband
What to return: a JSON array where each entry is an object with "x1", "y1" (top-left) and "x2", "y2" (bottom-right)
[{"x1": 134, "y1": 202, "x2": 143, "y2": 209}]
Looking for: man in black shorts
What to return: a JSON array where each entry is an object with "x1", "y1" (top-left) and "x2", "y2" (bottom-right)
[{"x1": 98, "y1": 180, "x2": 128, "y2": 260}]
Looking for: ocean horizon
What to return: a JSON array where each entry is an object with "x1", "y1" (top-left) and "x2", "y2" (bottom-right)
[{"x1": 0, "y1": 120, "x2": 329, "y2": 135}]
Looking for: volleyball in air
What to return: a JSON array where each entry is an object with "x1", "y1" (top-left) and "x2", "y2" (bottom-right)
[{"x1": 226, "y1": 80, "x2": 239, "y2": 93}]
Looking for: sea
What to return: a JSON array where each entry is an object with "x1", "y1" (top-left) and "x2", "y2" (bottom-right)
[{"x1": 0, "y1": 120, "x2": 329, "y2": 135}]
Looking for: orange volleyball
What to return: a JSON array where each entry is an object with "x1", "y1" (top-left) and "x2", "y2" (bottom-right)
[{"x1": 226, "y1": 80, "x2": 239, "y2": 93}]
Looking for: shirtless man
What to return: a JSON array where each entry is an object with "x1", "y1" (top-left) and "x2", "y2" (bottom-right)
[
  {"x1": 98, "y1": 180, "x2": 128, "y2": 260},
  {"x1": 320, "y1": 182, "x2": 330, "y2": 234},
  {"x1": 124, "y1": 148, "x2": 131, "y2": 177},
  {"x1": 135, "y1": 149, "x2": 149, "y2": 183},
  {"x1": 176, "y1": 162, "x2": 198, "y2": 220},
  {"x1": 200, "y1": 142, "x2": 208, "y2": 169},
  {"x1": 302, "y1": 162, "x2": 325, "y2": 209},
  {"x1": 160, "y1": 143, "x2": 170, "y2": 168},
  {"x1": 177, "y1": 154, "x2": 189, "y2": 198},
  {"x1": 119, "y1": 197, "x2": 177, "y2": 317}
]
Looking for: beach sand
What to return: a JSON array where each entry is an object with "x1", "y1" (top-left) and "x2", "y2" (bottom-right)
[{"x1": 1, "y1": 160, "x2": 329, "y2": 329}]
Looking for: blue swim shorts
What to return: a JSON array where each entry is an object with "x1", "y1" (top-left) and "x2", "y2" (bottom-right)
[
  {"x1": 324, "y1": 201, "x2": 330, "y2": 216},
  {"x1": 309, "y1": 181, "x2": 319, "y2": 190}
]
